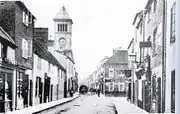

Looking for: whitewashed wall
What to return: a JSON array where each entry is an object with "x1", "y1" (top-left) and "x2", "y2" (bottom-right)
[
  {"x1": 33, "y1": 54, "x2": 59, "y2": 104},
  {"x1": 165, "y1": 0, "x2": 176, "y2": 112}
]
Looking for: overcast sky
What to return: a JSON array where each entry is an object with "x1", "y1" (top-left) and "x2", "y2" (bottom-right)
[{"x1": 23, "y1": 0, "x2": 148, "y2": 80}]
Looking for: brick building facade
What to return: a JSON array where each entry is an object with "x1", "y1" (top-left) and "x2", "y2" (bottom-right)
[{"x1": 0, "y1": 1, "x2": 36, "y2": 110}]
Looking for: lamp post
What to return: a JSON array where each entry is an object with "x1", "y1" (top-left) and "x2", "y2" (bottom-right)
[{"x1": 102, "y1": 69, "x2": 105, "y2": 95}]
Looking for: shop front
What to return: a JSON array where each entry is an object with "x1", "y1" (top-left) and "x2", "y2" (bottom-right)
[
  {"x1": 0, "y1": 65, "x2": 15, "y2": 112},
  {"x1": 0, "y1": 26, "x2": 17, "y2": 112}
]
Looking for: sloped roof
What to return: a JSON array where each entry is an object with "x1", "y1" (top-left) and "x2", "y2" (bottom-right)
[
  {"x1": 0, "y1": 26, "x2": 17, "y2": 48},
  {"x1": 127, "y1": 38, "x2": 134, "y2": 49},
  {"x1": 105, "y1": 50, "x2": 128, "y2": 65},
  {"x1": 33, "y1": 40, "x2": 66, "y2": 71},
  {"x1": 56, "y1": 49, "x2": 75, "y2": 64},
  {"x1": 132, "y1": 11, "x2": 142, "y2": 25},
  {"x1": 15, "y1": 1, "x2": 36, "y2": 19},
  {"x1": 64, "y1": 49, "x2": 75, "y2": 64},
  {"x1": 54, "y1": 6, "x2": 73, "y2": 23}
]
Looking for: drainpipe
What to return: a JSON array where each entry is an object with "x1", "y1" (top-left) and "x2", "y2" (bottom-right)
[
  {"x1": 142, "y1": 10, "x2": 146, "y2": 110},
  {"x1": 175, "y1": 0, "x2": 180, "y2": 114},
  {"x1": 161, "y1": 0, "x2": 167, "y2": 112}
]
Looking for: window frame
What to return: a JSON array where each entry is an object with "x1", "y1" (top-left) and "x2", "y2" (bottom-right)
[
  {"x1": 27, "y1": 40, "x2": 32, "y2": 58},
  {"x1": 153, "y1": 0, "x2": 157, "y2": 12},
  {"x1": 22, "y1": 11, "x2": 29, "y2": 26},
  {"x1": 170, "y1": 2, "x2": 176, "y2": 44},
  {"x1": 22, "y1": 38, "x2": 28, "y2": 59},
  {"x1": 37, "y1": 57, "x2": 41, "y2": 69},
  {"x1": 152, "y1": 27, "x2": 157, "y2": 56}
]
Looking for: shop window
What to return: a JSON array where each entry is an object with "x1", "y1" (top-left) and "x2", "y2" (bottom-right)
[{"x1": 17, "y1": 72, "x2": 23, "y2": 98}]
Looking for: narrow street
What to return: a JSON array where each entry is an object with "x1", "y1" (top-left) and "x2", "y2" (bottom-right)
[
  {"x1": 0, "y1": 0, "x2": 178, "y2": 113},
  {"x1": 35, "y1": 94, "x2": 117, "y2": 114}
]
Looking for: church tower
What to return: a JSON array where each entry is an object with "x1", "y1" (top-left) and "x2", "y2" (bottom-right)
[{"x1": 53, "y1": 6, "x2": 74, "y2": 62}]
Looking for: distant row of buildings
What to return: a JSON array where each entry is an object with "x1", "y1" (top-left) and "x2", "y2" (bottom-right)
[
  {"x1": 84, "y1": 0, "x2": 176, "y2": 113},
  {"x1": 85, "y1": 48, "x2": 130, "y2": 97},
  {"x1": 127, "y1": 0, "x2": 175, "y2": 113},
  {"x1": 0, "y1": 1, "x2": 78, "y2": 113}
]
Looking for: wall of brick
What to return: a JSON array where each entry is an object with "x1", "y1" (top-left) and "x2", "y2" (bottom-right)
[
  {"x1": 0, "y1": 1, "x2": 35, "y2": 69},
  {"x1": 15, "y1": 2, "x2": 34, "y2": 69},
  {"x1": 34, "y1": 28, "x2": 49, "y2": 49},
  {"x1": 0, "y1": 2, "x2": 16, "y2": 40}
]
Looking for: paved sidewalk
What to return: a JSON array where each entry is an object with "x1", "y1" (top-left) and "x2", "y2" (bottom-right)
[
  {"x1": 4, "y1": 93, "x2": 79, "y2": 114},
  {"x1": 108, "y1": 97, "x2": 149, "y2": 114}
]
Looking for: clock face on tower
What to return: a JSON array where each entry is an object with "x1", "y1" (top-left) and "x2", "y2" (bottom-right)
[{"x1": 59, "y1": 38, "x2": 66, "y2": 49}]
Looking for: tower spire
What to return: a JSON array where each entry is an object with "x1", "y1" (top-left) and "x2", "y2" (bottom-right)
[{"x1": 62, "y1": 4, "x2": 65, "y2": 11}]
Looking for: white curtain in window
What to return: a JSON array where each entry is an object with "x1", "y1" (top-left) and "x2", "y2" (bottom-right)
[
  {"x1": 7, "y1": 46, "x2": 15, "y2": 64},
  {"x1": 23, "y1": 11, "x2": 25, "y2": 23},
  {"x1": 22, "y1": 38, "x2": 28, "y2": 59},
  {"x1": 22, "y1": 38, "x2": 25, "y2": 58},
  {"x1": 26, "y1": 13, "x2": 29, "y2": 24}
]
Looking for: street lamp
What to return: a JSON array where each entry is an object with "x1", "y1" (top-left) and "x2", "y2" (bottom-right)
[{"x1": 101, "y1": 69, "x2": 105, "y2": 95}]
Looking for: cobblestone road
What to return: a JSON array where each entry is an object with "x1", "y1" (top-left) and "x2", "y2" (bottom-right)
[{"x1": 35, "y1": 94, "x2": 117, "y2": 114}]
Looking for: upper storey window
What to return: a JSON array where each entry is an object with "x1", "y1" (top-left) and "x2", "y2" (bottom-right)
[
  {"x1": 58, "y1": 24, "x2": 68, "y2": 32},
  {"x1": 22, "y1": 11, "x2": 33, "y2": 26},
  {"x1": 170, "y1": 2, "x2": 176, "y2": 44}
]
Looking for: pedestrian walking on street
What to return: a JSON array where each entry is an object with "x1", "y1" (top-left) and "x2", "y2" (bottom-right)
[{"x1": 97, "y1": 89, "x2": 100, "y2": 97}]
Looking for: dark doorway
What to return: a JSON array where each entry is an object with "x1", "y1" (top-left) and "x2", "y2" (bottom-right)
[
  {"x1": 64, "y1": 81, "x2": 67, "y2": 98},
  {"x1": 50, "y1": 85, "x2": 53, "y2": 101},
  {"x1": 157, "y1": 77, "x2": 161, "y2": 113},
  {"x1": 40, "y1": 82, "x2": 43, "y2": 103},
  {"x1": 22, "y1": 74, "x2": 29, "y2": 108},
  {"x1": 29, "y1": 80, "x2": 32, "y2": 106},
  {"x1": 44, "y1": 75, "x2": 50, "y2": 103},
  {"x1": 171, "y1": 70, "x2": 175, "y2": 113},
  {"x1": 128, "y1": 83, "x2": 131, "y2": 101}
]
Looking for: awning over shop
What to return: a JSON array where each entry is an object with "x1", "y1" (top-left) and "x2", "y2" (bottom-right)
[{"x1": 0, "y1": 26, "x2": 17, "y2": 48}]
